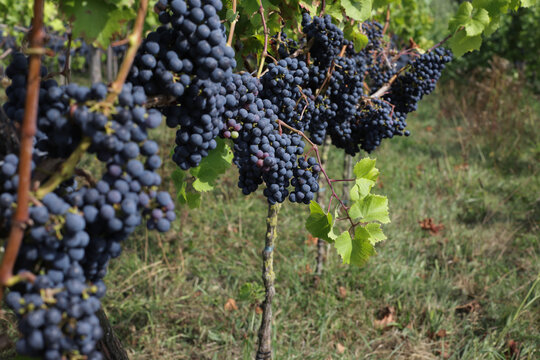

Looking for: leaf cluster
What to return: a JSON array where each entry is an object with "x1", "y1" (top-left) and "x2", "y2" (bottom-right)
[{"x1": 306, "y1": 158, "x2": 390, "y2": 266}]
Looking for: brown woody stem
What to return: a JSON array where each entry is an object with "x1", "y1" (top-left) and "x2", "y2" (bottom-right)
[
  {"x1": 226, "y1": 0, "x2": 238, "y2": 47},
  {"x1": 0, "y1": 0, "x2": 45, "y2": 300},
  {"x1": 256, "y1": 203, "x2": 281, "y2": 360},
  {"x1": 256, "y1": 0, "x2": 269, "y2": 79}
]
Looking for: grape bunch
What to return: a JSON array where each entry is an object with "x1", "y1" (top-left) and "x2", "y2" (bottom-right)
[
  {"x1": 1, "y1": 49, "x2": 175, "y2": 359},
  {"x1": 129, "y1": 0, "x2": 235, "y2": 170},
  {"x1": 302, "y1": 13, "x2": 346, "y2": 67},
  {"x1": 384, "y1": 47, "x2": 453, "y2": 114}
]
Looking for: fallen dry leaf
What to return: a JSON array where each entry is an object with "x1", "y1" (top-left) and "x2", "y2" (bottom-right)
[
  {"x1": 338, "y1": 286, "x2": 347, "y2": 299},
  {"x1": 306, "y1": 234, "x2": 318, "y2": 246},
  {"x1": 435, "y1": 329, "x2": 447, "y2": 338},
  {"x1": 373, "y1": 306, "x2": 397, "y2": 330},
  {"x1": 455, "y1": 300, "x2": 481, "y2": 314},
  {"x1": 224, "y1": 298, "x2": 238, "y2": 312},
  {"x1": 227, "y1": 224, "x2": 238, "y2": 233},
  {"x1": 336, "y1": 343, "x2": 345, "y2": 354},
  {"x1": 419, "y1": 218, "x2": 445, "y2": 235},
  {"x1": 507, "y1": 339, "x2": 520, "y2": 359},
  {"x1": 454, "y1": 163, "x2": 469, "y2": 171}
]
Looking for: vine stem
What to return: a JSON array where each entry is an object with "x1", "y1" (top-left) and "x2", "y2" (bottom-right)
[
  {"x1": 35, "y1": 137, "x2": 92, "y2": 199},
  {"x1": 428, "y1": 27, "x2": 461, "y2": 52},
  {"x1": 0, "y1": 0, "x2": 45, "y2": 300},
  {"x1": 35, "y1": 0, "x2": 149, "y2": 200},
  {"x1": 106, "y1": 0, "x2": 148, "y2": 103},
  {"x1": 256, "y1": 0, "x2": 269, "y2": 79},
  {"x1": 315, "y1": 44, "x2": 347, "y2": 96},
  {"x1": 226, "y1": 0, "x2": 238, "y2": 47},
  {"x1": 382, "y1": 5, "x2": 391, "y2": 35},
  {"x1": 256, "y1": 203, "x2": 281, "y2": 360}
]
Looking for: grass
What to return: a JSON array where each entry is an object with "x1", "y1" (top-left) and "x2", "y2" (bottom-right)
[{"x1": 1, "y1": 82, "x2": 539, "y2": 359}]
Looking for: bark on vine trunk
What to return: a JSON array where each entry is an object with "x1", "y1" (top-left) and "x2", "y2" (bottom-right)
[
  {"x1": 315, "y1": 137, "x2": 331, "y2": 276},
  {"x1": 256, "y1": 203, "x2": 281, "y2": 360},
  {"x1": 89, "y1": 45, "x2": 102, "y2": 84},
  {"x1": 106, "y1": 45, "x2": 114, "y2": 83},
  {"x1": 96, "y1": 308, "x2": 130, "y2": 360}
]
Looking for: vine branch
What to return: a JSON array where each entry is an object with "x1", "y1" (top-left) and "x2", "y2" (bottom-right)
[
  {"x1": 429, "y1": 26, "x2": 462, "y2": 52},
  {"x1": 226, "y1": 0, "x2": 238, "y2": 47},
  {"x1": 256, "y1": 0, "x2": 269, "y2": 79},
  {"x1": 382, "y1": 5, "x2": 391, "y2": 35},
  {"x1": 106, "y1": 0, "x2": 148, "y2": 104},
  {"x1": 0, "y1": 0, "x2": 45, "y2": 300}
]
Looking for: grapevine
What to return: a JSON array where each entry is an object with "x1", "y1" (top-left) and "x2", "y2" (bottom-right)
[{"x1": 0, "y1": 0, "x2": 530, "y2": 358}]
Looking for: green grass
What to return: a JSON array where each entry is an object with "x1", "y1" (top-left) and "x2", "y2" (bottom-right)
[{"x1": 1, "y1": 88, "x2": 539, "y2": 359}]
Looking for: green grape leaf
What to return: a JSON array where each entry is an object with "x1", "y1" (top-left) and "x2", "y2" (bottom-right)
[
  {"x1": 373, "y1": 0, "x2": 399, "y2": 9},
  {"x1": 344, "y1": 24, "x2": 369, "y2": 51},
  {"x1": 266, "y1": 13, "x2": 283, "y2": 37},
  {"x1": 171, "y1": 169, "x2": 188, "y2": 203},
  {"x1": 484, "y1": 14, "x2": 502, "y2": 36},
  {"x1": 190, "y1": 139, "x2": 233, "y2": 192},
  {"x1": 448, "y1": 30, "x2": 483, "y2": 57},
  {"x1": 334, "y1": 229, "x2": 376, "y2": 266},
  {"x1": 239, "y1": 1, "x2": 260, "y2": 15},
  {"x1": 472, "y1": 0, "x2": 510, "y2": 16},
  {"x1": 186, "y1": 192, "x2": 201, "y2": 209},
  {"x1": 521, "y1": 0, "x2": 539, "y2": 7},
  {"x1": 305, "y1": 201, "x2": 334, "y2": 243},
  {"x1": 350, "y1": 194, "x2": 390, "y2": 223},
  {"x1": 59, "y1": 0, "x2": 116, "y2": 45},
  {"x1": 350, "y1": 158, "x2": 379, "y2": 201},
  {"x1": 365, "y1": 223, "x2": 387, "y2": 244},
  {"x1": 95, "y1": 8, "x2": 135, "y2": 47},
  {"x1": 341, "y1": 0, "x2": 373, "y2": 22},
  {"x1": 465, "y1": 8, "x2": 490, "y2": 36},
  {"x1": 299, "y1": 1, "x2": 319, "y2": 14},
  {"x1": 448, "y1": 2, "x2": 490, "y2": 36},
  {"x1": 509, "y1": 0, "x2": 521, "y2": 9},
  {"x1": 350, "y1": 178, "x2": 375, "y2": 202},
  {"x1": 326, "y1": 1, "x2": 344, "y2": 22},
  {"x1": 448, "y1": 2, "x2": 474, "y2": 33},
  {"x1": 226, "y1": 9, "x2": 237, "y2": 22},
  {"x1": 353, "y1": 158, "x2": 379, "y2": 181}
]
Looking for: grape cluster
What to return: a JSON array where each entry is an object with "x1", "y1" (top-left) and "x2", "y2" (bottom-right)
[
  {"x1": 302, "y1": 14, "x2": 346, "y2": 67},
  {"x1": 289, "y1": 157, "x2": 320, "y2": 204},
  {"x1": 129, "y1": 0, "x2": 235, "y2": 170},
  {"x1": 1, "y1": 49, "x2": 175, "y2": 359},
  {"x1": 385, "y1": 47, "x2": 453, "y2": 114}
]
